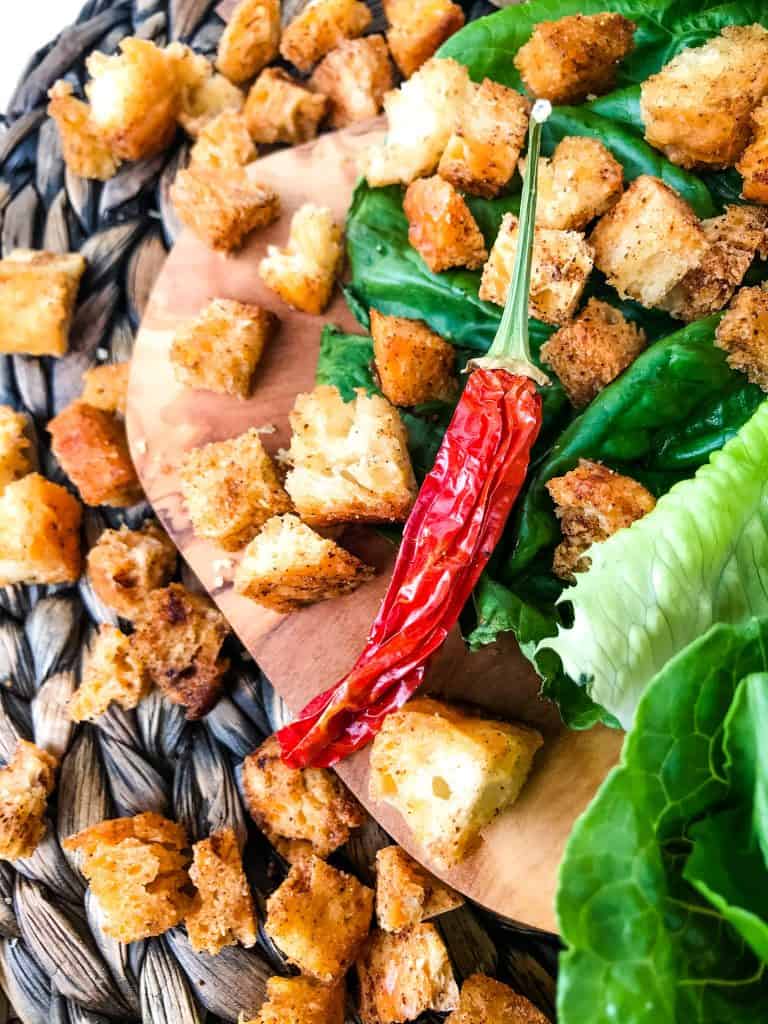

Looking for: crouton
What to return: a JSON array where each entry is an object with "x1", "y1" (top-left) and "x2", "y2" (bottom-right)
[
  {"x1": 242, "y1": 734, "x2": 364, "y2": 862},
  {"x1": 480, "y1": 214, "x2": 594, "y2": 325},
  {"x1": 189, "y1": 111, "x2": 257, "y2": 172},
  {"x1": 309, "y1": 36, "x2": 393, "y2": 129},
  {"x1": 514, "y1": 13, "x2": 635, "y2": 105},
  {"x1": 589, "y1": 175, "x2": 707, "y2": 308},
  {"x1": 280, "y1": 0, "x2": 372, "y2": 73},
  {"x1": 403, "y1": 176, "x2": 488, "y2": 273},
  {"x1": 364, "y1": 57, "x2": 471, "y2": 187},
  {"x1": 384, "y1": 0, "x2": 465, "y2": 79},
  {"x1": 540, "y1": 299, "x2": 646, "y2": 409},
  {"x1": 370, "y1": 310, "x2": 456, "y2": 406},
  {"x1": 266, "y1": 855, "x2": 373, "y2": 981},
  {"x1": 546, "y1": 459, "x2": 656, "y2": 580},
  {"x1": 0, "y1": 474, "x2": 82, "y2": 585},
  {"x1": 216, "y1": 0, "x2": 281, "y2": 84},
  {"x1": 178, "y1": 71, "x2": 245, "y2": 140},
  {"x1": 369, "y1": 697, "x2": 543, "y2": 868},
  {"x1": 244, "y1": 68, "x2": 328, "y2": 145},
  {"x1": 186, "y1": 827, "x2": 257, "y2": 955},
  {"x1": 0, "y1": 740, "x2": 57, "y2": 861},
  {"x1": 171, "y1": 166, "x2": 280, "y2": 252},
  {"x1": 86, "y1": 521, "x2": 176, "y2": 620},
  {"x1": 446, "y1": 974, "x2": 550, "y2": 1024},
  {"x1": 285, "y1": 386, "x2": 416, "y2": 525},
  {"x1": 47, "y1": 81, "x2": 120, "y2": 180},
  {"x1": 738, "y1": 97, "x2": 768, "y2": 203},
  {"x1": 133, "y1": 583, "x2": 230, "y2": 718},
  {"x1": 0, "y1": 406, "x2": 32, "y2": 490},
  {"x1": 244, "y1": 976, "x2": 345, "y2": 1024},
  {"x1": 356, "y1": 924, "x2": 459, "y2": 1024},
  {"x1": 375, "y1": 846, "x2": 463, "y2": 933},
  {"x1": 258, "y1": 204, "x2": 343, "y2": 315},
  {"x1": 69, "y1": 624, "x2": 151, "y2": 722},
  {"x1": 63, "y1": 812, "x2": 192, "y2": 943},
  {"x1": 641, "y1": 25, "x2": 768, "y2": 171},
  {"x1": 81, "y1": 362, "x2": 130, "y2": 416},
  {"x1": 715, "y1": 285, "x2": 768, "y2": 391},
  {"x1": 166, "y1": 40, "x2": 211, "y2": 96},
  {"x1": 524, "y1": 136, "x2": 624, "y2": 231},
  {"x1": 0, "y1": 249, "x2": 85, "y2": 358},
  {"x1": 438, "y1": 79, "x2": 529, "y2": 199}
]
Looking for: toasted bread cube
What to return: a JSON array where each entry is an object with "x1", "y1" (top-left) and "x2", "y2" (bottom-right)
[
  {"x1": 309, "y1": 36, "x2": 393, "y2": 129},
  {"x1": 546, "y1": 459, "x2": 657, "y2": 581},
  {"x1": 133, "y1": 583, "x2": 230, "y2": 718},
  {"x1": 285, "y1": 386, "x2": 416, "y2": 525},
  {"x1": 514, "y1": 13, "x2": 635, "y2": 105},
  {"x1": 480, "y1": 215, "x2": 593, "y2": 326},
  {"x1": 186, "y1": 827, "x2": 257, "y2": 955},
  {"x1": 245, "y1": 68, "x2": 328, "y2": 145},
  {"x1": 446, "y1": 974, "x2": 550, "y2": 1024},
  {"x1": 244, "y1": 976, "x2": 345, "y2": 1024},
  {"x1": 364, "y1": 57, "x2": 471, "y2": 187},
  {"x1": 738, "y1": 98, "x2": 768, "y2": 203},
  {"x1": 375, "y1": 846, "x2": 463, "y2": 933},
  {"x1": 0, "y1": 406, "x2": 32, "y2": 490},
  {"x1": 178, "y1": 71, "x2": 245, "y2": 138},
  {"x1": 589, "y1": 175, "x2": 706, "y2": 308},
  {"x1": 384, "y1": 0, "x2": 464, "y2": 79},
  {"x1": 715, "y1": 285, "x2": 768, "y2": 391},
  {"x1": 86, "y1": 521, "x2": 176, "y2": 620},
  {"x1": 81, "y1": 362, "x2": 130, "y2": 416},
  {"x1": 540, "y1": 299, "x2": 646, "y2": 409},
  {"x1": 189, "y1": 111, "x2": 257, "y2": 171},
  {"x1": 280, "y1": 0, "x2": 372, "y2": 73},
  {"x1": 63, "y1": 813, "x2": 192, "y2": 943},
  {"x1": 265, "y1": 855, "x2": 373, "y2": 982},
  {"x1": 357, "y1": 924, "x2": 459, "y2": 1024},
  {"x1": 47, "y1": 81, "x2": 120, "y2": 180},
  {"x1": 0, "y1": 249, "x2": 85, "y2": 358},
  {"x1": 166, "y1": 40, "x2": 212, "y2": 95},
  {"x1": 370, "y1": 697, "x2": 543, "y2": 868},
  {"x1": 0, "y1": 474, "x2": 82, "y2": 585},
  {"x1": 0, "y1": 740, "x2": 57, "y2": 861},
  {"x1": 403, "y1": 177, "x2": 487, "y2": 273},
  {"x1": 70, "y1": 624, "x2": 151, "y2": 723},
  {"x1": 216, "y1": 0, "x2": 281, "y2": 84},
  {"x1": 371, "y1": 310, "x2": 456, "y2": 406},
  {"x1": 259, "y1": 204, "x2": 343, "y2": 315},
  {"x1": 641, "y1": 25, "x2": 768, "y2": 170},
  {"x1": 525, "y1": 136, "x2": 624, "y2": 231},
  {"x1": 171, "y1": 166, "x2": 280, "y2": 252},
  {"x1": 438, "y1": 80, "x2": 529, "y2": 199}
]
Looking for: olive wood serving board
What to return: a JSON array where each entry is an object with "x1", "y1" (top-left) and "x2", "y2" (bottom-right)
[{"x1": 127, "y1": 119, "x2": 623, "y2": 933}]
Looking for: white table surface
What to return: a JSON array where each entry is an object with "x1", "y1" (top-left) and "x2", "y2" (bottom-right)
[{"x1": 1, "y1": 0, "x2": 85, "y2": 111}]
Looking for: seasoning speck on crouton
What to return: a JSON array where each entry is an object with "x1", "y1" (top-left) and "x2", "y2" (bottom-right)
[
  {"x1": 446, "y1": 973, "x2": 550, "y2": 1024},
  {"x1": 546, "y1": 459, "x2": 656, "y2": 581},
  {"x1": 404, "y1": 176, "x2": 487, "y2": 274},
  {"x1": 0, "y1": 474, "x2": 82, "y2": 585},
  {"x1": 70, "y1": 624, "x2": 151, "y2": 722},
  {"x1": 280, "y1": 0, "x2": 372, "y2": 73},
  {"x1": 63, "y1": 812, "x2": 192, "y2": 943},
  {"x1": 715, "y1": 285, "x2": 768, "y2": 390},
  {"x1": 371, "y1": 309, "x2": 456, "y2": 406},
  {"x1": 514, "y1": 13, "x2": 635, "y2": 105},
  {"x1": 86, "y1": 521, "x2": 176, "y2": 620},
  {"x1": 265, "y1": 854, "x2": 374, "y2": 982},
  {"x1": 171, "y1": 165, "x2": 280, "y2": 252},
  {"x1": 186, "y1": 827, "x2": 257, "y2": 955},
  {"x1": 0, "y1": 406, "x2": 32, "y2": 490},
  {"x1": 47, "y1": 81, "x2": 120, "y2": 180},
  {"x1": 384, "y1": 0, "x2": 465, "y2": 79},
  {"x1": 370, "y1": 697, "x2": 543, "y2": 868},
  {"x1": 178, "y1": 70, "x2": 245, "y2": 139},
  {"x1": 375, "y1": 845, "x2": 463, "y2": 933},
  {"x1": 216, "y1": 0, "x2": 281, "y2": 84},
  {"x1": 738, "y1": 97, "x2": 768, "y2": 203},
  {"x1": 81, "y1": 362, "x2": 130, "y2": 416},
  {"x1": 309, "y1": 36, "x2": 392, "y2": 129},
  {"x1": 0, "y1": 249, "x2": 85, "y2": 358},
  {"x1": 525, "y1": 136, "x2": 623, "y2": 231},
  {"x1": 0, "y1": 740, "x2": 57, "y2": 861},
  {"x1": 245, "y1": 68, "x2": 328, "y2": 145},
  {"x1": 189, "y1": 111, "x2": 257, "y2": 172},
  {"x1": 243, "y1": 976, "x2": 345, "y2": 1024},
  {"x1": 259, "y1": 204, "x2": 343, "y2": 315}
]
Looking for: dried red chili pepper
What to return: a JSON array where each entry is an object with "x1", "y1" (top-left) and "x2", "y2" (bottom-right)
[{"x1": 278, "y1": 100, "x2": 553, "y2": 769}]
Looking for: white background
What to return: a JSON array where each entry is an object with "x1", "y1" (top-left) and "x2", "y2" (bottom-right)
[{"x1": 1, "y1": 1, "x2": 84, "y2": 110}]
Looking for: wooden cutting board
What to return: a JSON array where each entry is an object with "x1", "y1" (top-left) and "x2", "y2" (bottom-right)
[{"x1": 126, "y1": 119, "x2": 623, "y2": 933}]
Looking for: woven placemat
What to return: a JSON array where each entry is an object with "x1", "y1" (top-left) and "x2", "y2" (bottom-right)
[{"x1": 0, "y1": 2, "x2": 559, "y2": 1021}]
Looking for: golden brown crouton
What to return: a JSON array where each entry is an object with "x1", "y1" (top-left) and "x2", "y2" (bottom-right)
[
  {"x1": 525, "y1": 136, "x2": 624, "y2": 231},
  {"x1": 0, "y1": 473, "x2": 82, "y2": 585},
  {"x1": 48, "y1": 401, "x2": 142, "y2": 508},
  {"x1": 546, "y1": 459, "x2": 656, "y2": 580},
  {"x1": 189, "y1": 111, "x2": 257, "y2": 172},
  {"x1": 81, "y1": 362, "x2": 130, "y2": 416},
  {"x1": 244, "y1": 68, "x2": 328, "y2": 145},
  {"x1": 0, "y1": 406, "x2": 32, "y2": 490},
  {"x1": 375, "y1": 846, "x2": 463, "y2": 933},
  {"x1": 242, "y1": 734, "x2": 364, "y2": 862},
  {"x1": 285, "y1": 386, "x2": 416, "y2": 525},
  {"x1": 370, "y1": 697, "x2": 543, "y2": 869},
  {"x1": 86, "y1": 521, "x2": 176, "y2": 620},
  {"x1": 259, "y1": 204, "x2": 343, "y2": 315},
  {"x1": 0, "y1": 249, "x2": 85, "y2": 358},
  {"x1": 715, "y1": 285, "x2": 768, "y2": 390},
  {"x1": 480, "y1": 215, "x2": 594, "y2": 325},
  {"x1": 446, "y1": 974, "x2": 550, "y2": 1024},
  {"x1": 403, "y1": 176, "x2": 487, "y2": 274},
  {"x1": 216, "y1": 0, "x2": 281, "y2": 84},
  {"x1": 69, "y1": 624, "x2": 151, "y2": 723},
  {"x1": 63, "y1": 812, "x2": 192, "y2": 943},
  {"x1": 178, "y1": 71, "x2": 245, "y2": 139},
  {"x1": 438, "y1": 80, "x2": 529, "y2": 199},
  {"x1": 280, "y1": 0, "x2": 372, "y2": 73},
  {"x1": 0, "y1": 740, "x2": 57, "y2": 861},
  {"x1": 309, "y1": 36, "x2": 393, "y2": 129},
  {"x1": 738, "y1": 98, "x2": 768, "y2": 203},
  {"x1": 641, "y1": 25, "x2": 768, "y2": 170},
  {"x1": 244, "y1": 976, "x2": 346, "y2": 1024},
  {"x1": 371, "y1": 310, "x2": 456, "y2": 406},
  {"x1": 356, "y1": 924, "x2": 459, "y2": 1024},
  {"x1": 47, "y1": 81, "x2": 120, "y2": 180},
  {"x1": 186, "y1": 827, "x2": 257, "y2": 955},
  {"x1": 514, "y1": 13, "x2": 635, "y2": 105},
  {"x1": 589, "y1": 175, "x2": 707, "y2": 308},
  {"x1": 540, "y1": 299, "x2": 646, "y2": 409},
  {"x1": 384, "y1": 0, "x2": 465, "y2": 79},
  {"x1": 265, "y1": 855, "x2": 373, "y2": 982},
  {"x1": 133, "y1": 583, "x2": 230, "y2": 718},
  {"x1": 171, "y1": 166, "x2": 280, "y2": 252}
]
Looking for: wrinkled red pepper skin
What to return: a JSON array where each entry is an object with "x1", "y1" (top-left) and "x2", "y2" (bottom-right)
[{"x1": 277, "y1": 369, "x2": 542, "y2": 768}]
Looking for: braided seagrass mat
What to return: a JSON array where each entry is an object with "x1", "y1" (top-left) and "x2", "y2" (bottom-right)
[{"x1": 0, "y1": 1, "x2": 560, "y2": 1020}]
